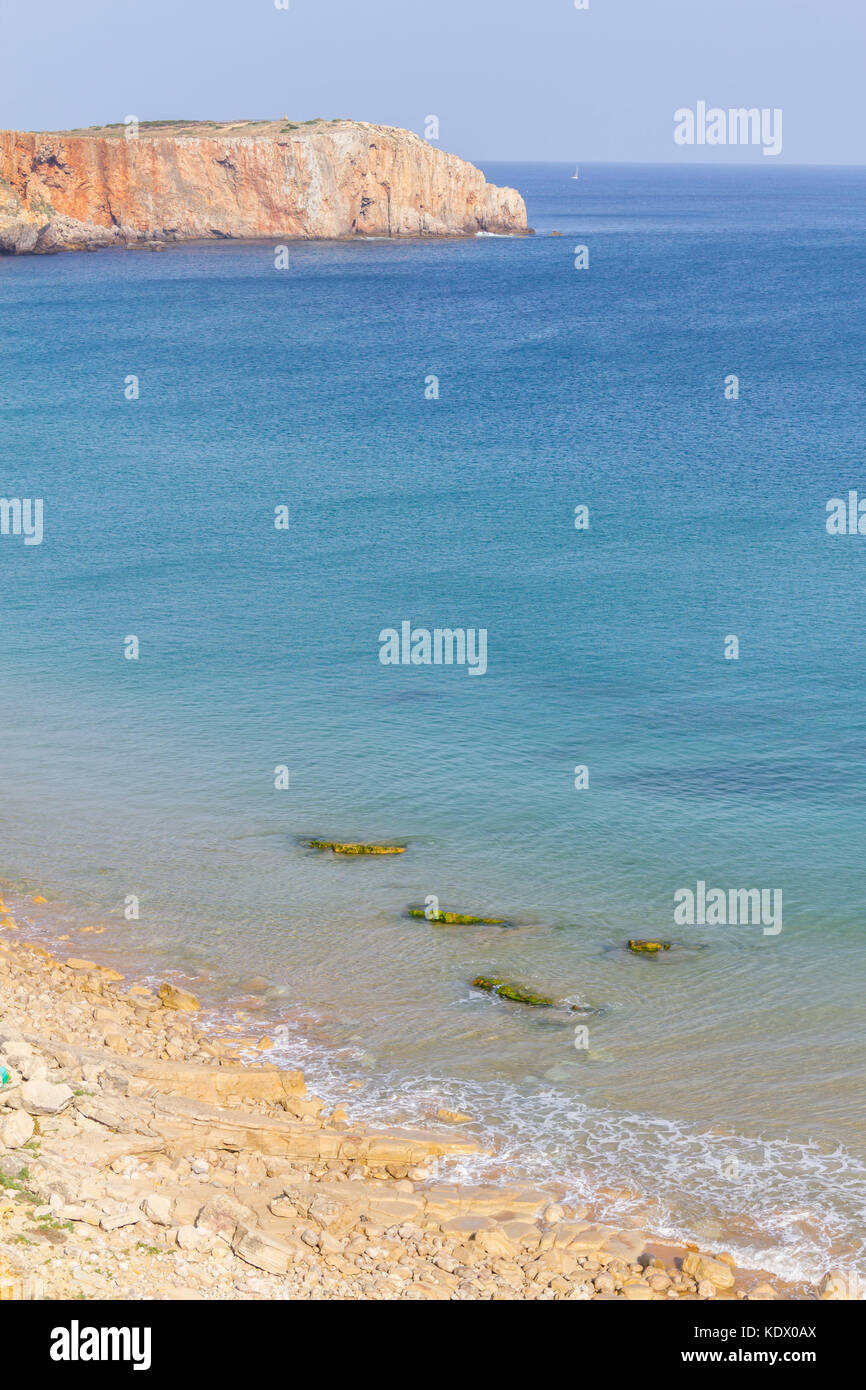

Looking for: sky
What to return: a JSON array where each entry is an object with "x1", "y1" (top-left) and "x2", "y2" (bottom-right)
[{"x1": 1, "y1": 0, "x2": 863, "y2": 164}]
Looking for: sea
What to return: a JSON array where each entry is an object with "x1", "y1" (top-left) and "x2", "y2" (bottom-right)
[{"x1": 1, "y1": 161, "x2": 865, "y2": 1283}]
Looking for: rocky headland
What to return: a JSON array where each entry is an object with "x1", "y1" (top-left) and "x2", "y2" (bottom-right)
[{"x1": 0, "y1": 119, "x2": 528, "y2": 254}]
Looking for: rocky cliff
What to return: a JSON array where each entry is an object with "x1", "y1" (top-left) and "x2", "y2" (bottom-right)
[{"x1": 0, "y1": 119, "x2": 527, "y2": 253}]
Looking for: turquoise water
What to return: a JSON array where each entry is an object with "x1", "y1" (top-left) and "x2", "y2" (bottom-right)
[{"x1": 1, "y1": 163, "x2": 865, "y2": 1280}]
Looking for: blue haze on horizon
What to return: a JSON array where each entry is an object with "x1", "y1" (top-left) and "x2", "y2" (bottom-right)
[{"x1": 0, "y1": 0, "x2": 864, "y2": 165}]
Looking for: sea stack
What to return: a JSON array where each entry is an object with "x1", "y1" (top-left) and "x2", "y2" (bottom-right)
[{"x1": 0, "y1": 118, "x2": 528, "y2": 253}]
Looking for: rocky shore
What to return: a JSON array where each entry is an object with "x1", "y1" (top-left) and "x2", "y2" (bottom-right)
[{"x1": 0, "y1": 898, "x2": 846, "y2": 1301}]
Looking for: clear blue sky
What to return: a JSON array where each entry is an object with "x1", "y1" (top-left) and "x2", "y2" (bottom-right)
[{"x1": 1, "y1": 0, "x2": 863, "y2": 163}]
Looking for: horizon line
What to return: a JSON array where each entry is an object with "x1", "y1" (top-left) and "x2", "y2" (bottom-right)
[{"x1": 475, "y1": 157, "x2": 866, "y2": 170}]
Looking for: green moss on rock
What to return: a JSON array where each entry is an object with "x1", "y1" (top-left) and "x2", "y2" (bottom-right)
[
  {"x1": 472, "y1": 976, "x2": 554, "y2": 1007},
  {"x1": 306, "y1": 840, "x2": 406, "y2": 855},
  {"x1": 409, "y1": 907, "x2": 506, "y2": 925}
]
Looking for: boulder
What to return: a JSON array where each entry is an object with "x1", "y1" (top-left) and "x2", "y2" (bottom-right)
[
  {"x1": 58, "y1": 1203, "x2": 101, "y2": 1226},
  {"x1": 100, "y1": 1209, "x2": 142, "y2": 1231},
  {"x1": 559, "y1": 1223, "x2": 615, "y2": 1255},
  {"x1": 20, "y1": 1078, "x2": 74, "y2": 1115},
  {"x1": 232, "y1": 1225, "x2": 300, "y2": 1275},
  {"x1": 195, "y1": 1196, "x2": 255, "y2": 1244},
  {"x1": 0, "y1": 1109, "x2": 35, "y2": 1148},
  {"x1": 745, "y1": 1280, "x2": 777, "y2": 1300},
  {"x1": 19, "y1": 1056, "x2": 48, "y2": 1081},
  {"x1": 0, "y1": 1039, "x2": 33, "y2": 1066},
  {"x1": 158, "y1": 983, "x2": 200, "y2": 1013},
  {"x1": 176, "y1": 1224, "x2": 213, "y2": 1252},
  {"x1": 474, "y1": 1229, "x2": 519, "y2": 1259},
  {"x1": 682, "y1": 1252, "x2": 735, "y2": 1290},
  {"x1": 141, "y1": 1193, "x2": 173, "y2": 1226}
]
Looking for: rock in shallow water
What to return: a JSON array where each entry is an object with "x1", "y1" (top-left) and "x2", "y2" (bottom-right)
[
  {"x1": 307, "y1": 840, "x2": 405, "y2": 855},
  {"x1": 409, "y1": 907, "x2": 507, "y2": 925},
  {"x1": 682, "y1": 1251, "x2": 735, "y2": 1290},
  {"x1": 471, "y1": 977, "x2": 554, "y2": 1007},
  {"x1": 158, "y1": 983, "x2": 200, "y2": 1013},
  {"x1": 471, "y1": 977, "x2": 593, "y2": 1012}
]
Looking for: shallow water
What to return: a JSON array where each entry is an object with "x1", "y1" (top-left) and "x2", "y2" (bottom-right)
[{"x1": 1, "y1": 162, "x2": 865, "y2": 1281}]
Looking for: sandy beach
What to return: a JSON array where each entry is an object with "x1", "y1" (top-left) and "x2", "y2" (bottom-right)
[{"x1": 0, "y1": 889, "x2": 846, "y2": 1303}]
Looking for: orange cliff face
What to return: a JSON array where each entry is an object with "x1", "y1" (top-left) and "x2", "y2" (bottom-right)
[{"x1": 0, "y1": 120, "x2": 528, "y2": 253}]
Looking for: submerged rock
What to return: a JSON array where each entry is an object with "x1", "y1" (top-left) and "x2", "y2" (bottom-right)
[
  {"x1": 472, "y1": 978, "x2": 595, "y2": 1013},
  {"x1": 436, "y1": 1107, "x2": 473, "y2": 1125},
  {"x1": 627, "y1": 939, "x2": 671, "y2": 954},
  {"x1": 307, "y1": 840, "x2": 406, "y2": 855},
  {"x1": 409, "y1": 908, "x2": 506, "y2": 925},
  {"x1": 472, "y1": 977, "x2": 554, "y2": 1008}
]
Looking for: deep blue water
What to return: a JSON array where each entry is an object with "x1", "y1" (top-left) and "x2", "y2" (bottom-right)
[{"x1": 1, "y1": 163, "x2": 865, "y2": 1279}]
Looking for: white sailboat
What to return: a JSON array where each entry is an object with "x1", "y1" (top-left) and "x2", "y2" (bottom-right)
[{"x1": 571, "y1": 166, "x2": 579, "y2": 179}]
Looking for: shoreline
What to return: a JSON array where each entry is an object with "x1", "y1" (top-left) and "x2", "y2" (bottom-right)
[
  {"x1": 0, "y1": 229, "x2": 535, "y2": 258},
  {"x1": 0, "y1": 883, "x2": 843, "y2": 1301}
]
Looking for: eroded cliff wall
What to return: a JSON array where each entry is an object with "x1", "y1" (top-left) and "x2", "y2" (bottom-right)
[{"x1": 0, "y1": 119, "x2": 527, "y2": 253}]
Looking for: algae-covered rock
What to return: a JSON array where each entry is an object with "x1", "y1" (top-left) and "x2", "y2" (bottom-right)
[
  {"x1": 472, "y1": 977, "x2": 594, "y2": 1012},
  {"x1": 472, "y1": 976, "x2": 554, "y2": 1007},
  {"x1": 306, "y1": 841, "x2": 406, "y2": 855},
  {"x1": 409, "y1": 907, "x2": 506, "y2": 925},
  {"x1": 627, "y1": 939, "x2": 671, "y2": 954}
]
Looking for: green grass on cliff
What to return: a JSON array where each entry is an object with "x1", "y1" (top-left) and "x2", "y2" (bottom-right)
[{"x1": 46, "y1": 118, "x2": 352, "y2": 139}]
